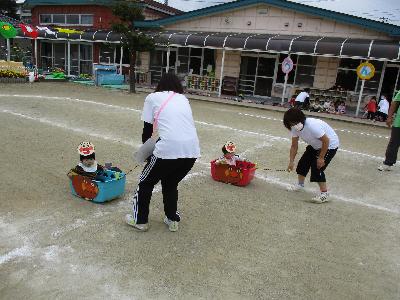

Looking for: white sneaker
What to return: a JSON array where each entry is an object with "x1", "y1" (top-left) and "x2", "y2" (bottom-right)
[
  {"x1": 310, "y1": 192, "x2": 329, "y2": 204},
  {"x1": 378, "y1": 164, "x2": 392, "y2": 171},
  {"x1": 286, "y1": 183, "x2": 305, "y2": 192},
  {"x1": 125, "y1": 214, "x2": 149, "y2": 231},
  {"x1": 164, "y1": 217, "x2": 179, "y2": 232}
]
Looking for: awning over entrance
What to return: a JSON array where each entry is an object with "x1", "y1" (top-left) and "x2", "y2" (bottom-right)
[
  {"x1": 17, "y1": 28, "x2": 400, "y2": 61},
  {"x1": 153, "y1": 31, "x2": 400, "y2": 61}
]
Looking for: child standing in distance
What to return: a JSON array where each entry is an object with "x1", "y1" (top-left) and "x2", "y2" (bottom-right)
[{"x1": 283, "y1": 108, "x2": 339, "y2": 203}]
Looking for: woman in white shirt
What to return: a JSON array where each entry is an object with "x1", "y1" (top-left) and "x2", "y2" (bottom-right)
[
  {"x1": 126, "y1": 74, "x2": 201, "y2": 232},
  {"x1": 376, "y1": 95, "x2": 390, "y2": 121},
  {"x1": 283, "y1": 108, "x2": 339, "y2": 203}
]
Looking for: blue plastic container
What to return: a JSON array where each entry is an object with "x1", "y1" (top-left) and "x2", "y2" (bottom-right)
[{"x1": 69, "y1": 170, "x2": 126, "y2": 203}]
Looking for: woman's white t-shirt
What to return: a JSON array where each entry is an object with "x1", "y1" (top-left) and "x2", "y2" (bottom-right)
[
  {"x1": 141, "y1": 91, "x2": 201, "y2": 159},
  {"x1": 291, "y1": 118, "x2": 339, "y2": 150},
  {"x1": 378, "y1": 98, "x2": 389, "y2": 115}
]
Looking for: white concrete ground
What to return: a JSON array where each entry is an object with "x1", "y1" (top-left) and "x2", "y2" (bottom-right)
[{"x1": 0, "y1": 83, "x2": 399, "y2": 299}]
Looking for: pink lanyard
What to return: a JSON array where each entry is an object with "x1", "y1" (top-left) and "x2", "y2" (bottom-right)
[{"x1": 153, "y1": 92, "x2": 176, "y2": 132}]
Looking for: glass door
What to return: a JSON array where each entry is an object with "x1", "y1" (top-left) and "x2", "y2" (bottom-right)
[
  {"x1": 239, "y1": 54, "x2": 277, "y2": 97},
  {"x1": 255, "y1": 56, "x2": 276, "y2": 97},
  {"x1": 53, "y1": 42, "x2": 66, "y2": 71},
  {"x1": 239, "y1": 56, "x2": 257, "y2": 96},
  {"x1": 381, "y1": 64, "x2": 400, "y2": 100},
  {"x1": 70, "y1": 43, "x2": 79, "y2": 75},
  {"x1": 162, "y1": 49, "x2": 177, "y2": 74}
]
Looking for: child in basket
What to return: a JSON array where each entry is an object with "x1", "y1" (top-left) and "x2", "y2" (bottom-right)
[
  {"x1": 68, "y1": 142, "x2": 121, "y2": 182},
  {"x1": 215, "y1": 141, "x2": 246, "y2": 166}
]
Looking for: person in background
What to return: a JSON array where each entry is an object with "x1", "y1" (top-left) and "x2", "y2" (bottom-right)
[
  {"x1": 364, "y1": 96, "x2": 377, "y2": 120},
  {"x1": 294, "y1": 88, "x2": 310, "y2": 109},
  {"x1": 376, "y1": 95, "x2": 390, "y2": 122},
  {"x1": 337, "y1": 101, "x2": 346, "y2": 115},
  {"x1": 378, "y1": 91, "x2": 400, "y2": 171}
]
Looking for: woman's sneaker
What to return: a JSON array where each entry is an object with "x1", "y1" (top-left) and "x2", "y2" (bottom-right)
[
  {"x1": 286, "y1": 183, "x2": 305, "y2": 192},
  {"x1": 378, "y1": 164, "x2": 392, "y2": 171},
  {"x1": 125, "y1": 214, "x2": 149, "y2": 231},
  {"x1": 164, "y1": 217, "x2": 179, "y2": 232},
  {"x1": 310, "y1": 192, "x2": 329, "y2": 204}
]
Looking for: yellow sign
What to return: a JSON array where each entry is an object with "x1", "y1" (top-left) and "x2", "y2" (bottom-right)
[
  {"x1": 55, "y1": 27, "x2": 84, "y2": 34},
  {"x1": 356, "y1": 62, "x2": 375, "y2": 80}
]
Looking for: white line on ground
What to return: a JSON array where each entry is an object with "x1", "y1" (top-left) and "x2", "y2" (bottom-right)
[
  {"x1": 0, "y1": 245, "x2": 32, "y2": 265},
  {"x1": 0, "y1": 94, "x2": 141, "y2": 113},
  {"x1": 196, "y1": 120, "x2": 385, "y2": 161},
  {"x1": 0, "y1": 106, "x2": 392, "y2": 213},
  {"x1": 237, "y1": 112, "x2": 390, "y2": 139},
  {"x1": 0, "y1": 95, "x2": 386, "y2": 160},
  {"x1": 0, "y1": 94, "x2": 386, "y2": 161},
  {"x1": 0, "y1": 93, "x2": 389, "y2": 138},
  {"x1": 1, "y1": 109, "x2": 141, "y2": 148}
]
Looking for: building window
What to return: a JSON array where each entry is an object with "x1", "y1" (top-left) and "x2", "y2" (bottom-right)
[
  {"x1": 80, "y1": 44, "x2": 93, "y2": 74},
  {"x1": 66, "y1": 14, "x2": 80, "y2": 25},
  {"x1": 52, "y1": 14, "x2": 66, "y2": 24},
  {"x1": 275, "y1": 54, "x2": 316, "y2": 87},
  {"x1": 99, "y1": 44, "x2": 115, "y2": 64},
  {"x1": 39, "y1": 14, "x2": 93, "y2": 26},
  {"x1": 40, "y1": 14, "x2": 52, "y2": 23},
  {"x1": 335, "y1": 58, "x2": 359, "y2": 91},
  {"x1": 40, "y1": 42, "x2": 53, "y2": 71},
  {"x1": 336, "y1": 59, "x2": 383, "y2": 94},
  {"x1": 176, "y1": 47, "x2": 215, "y2": 76},
  {"x1": 81, "y1": 15, "x2": 94, "y2": 25}
]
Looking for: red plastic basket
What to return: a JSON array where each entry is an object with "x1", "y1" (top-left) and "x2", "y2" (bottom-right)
[{"x1": 210, "y1": 160, "x2": 257, "y2": 187}]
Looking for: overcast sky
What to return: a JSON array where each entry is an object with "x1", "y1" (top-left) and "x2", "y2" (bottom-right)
[{"x1": 164, "y1": 0, "x2": 400, "y2": 26}]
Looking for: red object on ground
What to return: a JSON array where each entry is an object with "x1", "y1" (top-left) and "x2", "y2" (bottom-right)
[{"x1": 210, "y1": 160, "x2": 257, "y2": 186}]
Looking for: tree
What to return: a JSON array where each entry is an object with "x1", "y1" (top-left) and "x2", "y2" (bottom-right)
[
  {"x1": 0, "y1": 0, "x2": 18, "y2": 19},
  {"x1": 112, "y1": 0, "x2": 157, "y2": 93}
]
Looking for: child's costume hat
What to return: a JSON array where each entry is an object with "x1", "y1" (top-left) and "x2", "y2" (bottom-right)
[
  {"x1": 224, "y1": 141, "x2": 236, "y2": 153},
  {"x1": 78, "y1": 142, "x2": 95, "y2": 156}
]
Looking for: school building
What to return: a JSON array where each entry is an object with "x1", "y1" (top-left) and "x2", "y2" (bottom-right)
[{"x1": 18, "y1": 0, "x2": 400, "y2": 103}]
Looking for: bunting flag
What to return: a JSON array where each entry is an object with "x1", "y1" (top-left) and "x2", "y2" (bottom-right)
[
  {"x1": 19, "y1": 24, "x2": 38, "y2": 39},
  {"x1": 0, "y1": 22, "x2": 17, "y2": 39},
  {"x1": 55, "y1": 27, "x2": 84, "y2": 34},
  {"x1": 36, "y1": 26, "x2": 56, "y2": 35}
]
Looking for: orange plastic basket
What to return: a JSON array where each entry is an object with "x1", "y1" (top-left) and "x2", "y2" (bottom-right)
[{"x1": 210, "y1": 160, "x2": 256, "y2": 187}]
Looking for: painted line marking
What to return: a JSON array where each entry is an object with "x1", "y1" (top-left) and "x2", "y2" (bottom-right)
[
  {"x1": 0, "y1": 108, "x2": 397, "y2": 215},
  {"x1": 0, "y1": 96, "x2": 385, "y2": 160}
]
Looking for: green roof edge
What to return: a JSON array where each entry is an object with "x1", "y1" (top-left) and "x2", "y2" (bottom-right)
[{"x1": 135, "y1": 0, "x2": 400, "y2": 37}]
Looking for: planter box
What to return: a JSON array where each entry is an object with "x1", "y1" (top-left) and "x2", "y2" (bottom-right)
[{"x1": 0, "y1": 78, "x2": 27, "y2": 83}]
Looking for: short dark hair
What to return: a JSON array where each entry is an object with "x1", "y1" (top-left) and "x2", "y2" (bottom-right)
[
  {"x1": 283, "y1": 108, "x2": 306, "y2": 130},
  {"x1": 222, "y1": 145, "x2": 228, "y2": 154},
  {"x1": 80, "y1": 153, "x2": 95, "y2": 161},
  {"x1": 155, "y1": 73, "x2": 184, "y2": 94},
  {"x1": 304, "y1": 88, "x2": 310, "y2": 93}
]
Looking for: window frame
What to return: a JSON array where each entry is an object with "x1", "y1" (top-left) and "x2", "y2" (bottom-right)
[{"x1": 39, "y1": 13, "x2": 94, "y2": 26}]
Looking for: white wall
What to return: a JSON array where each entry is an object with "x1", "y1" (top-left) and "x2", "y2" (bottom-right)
[{"x1": 166, "y1": 4, "x2": 390, "y2": 40}]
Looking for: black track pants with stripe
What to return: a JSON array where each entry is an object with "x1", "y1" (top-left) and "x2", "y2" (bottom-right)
[
  {"x1": 132, "y1": 155, "x2": 196, "y2": 224},
  {"x1": 296, "y1": 145, "x2": 337, "y2": 182}
]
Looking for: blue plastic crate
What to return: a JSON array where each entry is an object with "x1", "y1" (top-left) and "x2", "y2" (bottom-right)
[{"x1": 69, "y1": 170, "x2": 126, "y2": 203}]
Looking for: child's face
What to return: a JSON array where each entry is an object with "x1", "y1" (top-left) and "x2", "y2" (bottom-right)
[
  {"x1": 224, "y1": 153, "x2": 235, "y2": 159},
  {"x1": 82, "y1": 158, "x2": 95, "y2": 167}
]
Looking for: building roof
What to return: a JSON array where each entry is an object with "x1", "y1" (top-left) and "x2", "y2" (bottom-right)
[
  {"x1": 23, "y1": 0, "x2": 182, "y2": 16},
  {"x1": 135, "y1": 0, "x2": 400, "y2": 37}
]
